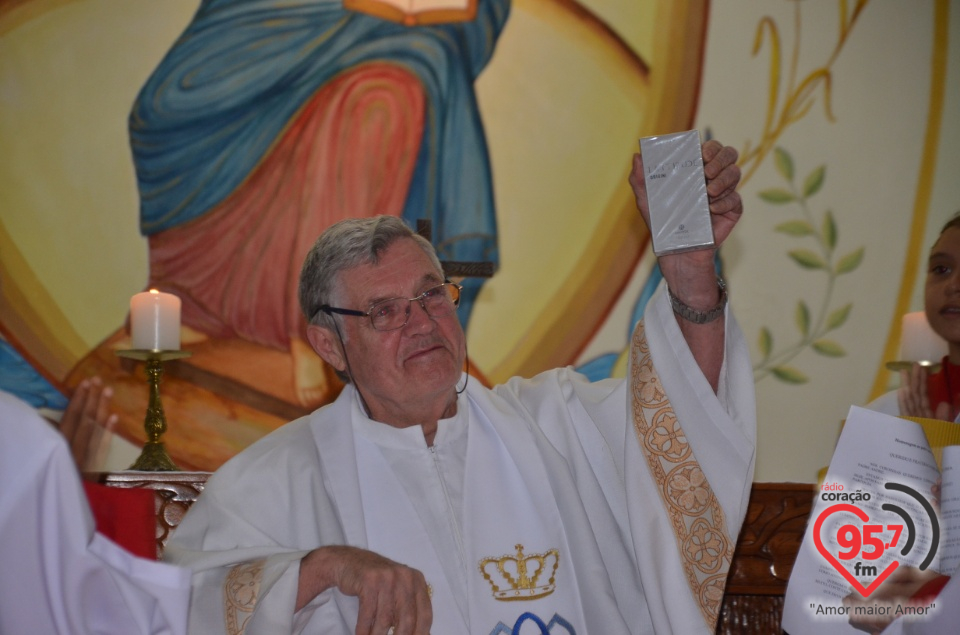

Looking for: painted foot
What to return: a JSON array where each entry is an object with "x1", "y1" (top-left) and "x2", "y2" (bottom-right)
[
  {"x1": 180, "y1": 324, "x2": 209, "y2": 346},
  {"x1": 292, "y1": 337, "x2": 329, "y2": 408}
]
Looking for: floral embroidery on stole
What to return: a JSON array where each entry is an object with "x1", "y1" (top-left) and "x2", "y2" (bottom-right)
[
  {"x1": 223, "y1": 559, "x2": 265, "y2": 635},
  {"x1": 630, "y1": 321, "x2": 733, "y2": 629}
]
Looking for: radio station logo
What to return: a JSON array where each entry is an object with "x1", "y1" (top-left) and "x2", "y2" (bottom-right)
[{"x1": 814, "y1": 481, "x2": 939, "y2": 597}]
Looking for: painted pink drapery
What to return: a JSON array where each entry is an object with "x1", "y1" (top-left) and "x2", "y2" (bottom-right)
[{"x1": 147, "y1": 64, "x2": 426, "y2": 350}]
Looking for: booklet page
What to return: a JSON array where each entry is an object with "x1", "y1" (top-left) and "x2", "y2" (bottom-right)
[{"x1": 782, "y1": 406, "x2": 944, "y2": 635}]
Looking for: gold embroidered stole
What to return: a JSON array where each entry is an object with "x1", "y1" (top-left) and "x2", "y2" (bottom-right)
[{"x1": 630, "y1": 321, "x2": 733, "y2": 629}]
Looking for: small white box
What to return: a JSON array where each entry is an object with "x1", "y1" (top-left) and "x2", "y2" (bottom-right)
[{"x1": 639, "y1": 130, "x2": 715, "y2": 256}]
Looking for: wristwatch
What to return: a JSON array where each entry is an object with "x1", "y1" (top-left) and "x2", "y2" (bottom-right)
[{"x1": 667, "y1": 277, "x2": 727, "y2": 324}]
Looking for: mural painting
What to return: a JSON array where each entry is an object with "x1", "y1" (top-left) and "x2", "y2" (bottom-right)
[{"x1": 1, "y1": 0, "x2": 705, "y2": 469}]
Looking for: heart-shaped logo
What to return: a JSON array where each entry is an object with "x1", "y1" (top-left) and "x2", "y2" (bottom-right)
[{"x1": 813, "y1": 503, "x2": 900, "y2": 597}]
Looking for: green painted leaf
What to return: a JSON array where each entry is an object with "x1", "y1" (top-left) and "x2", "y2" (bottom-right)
[
  {"x1": 822, "y1": 210, "x2": 837, "y2": 250},
  {"x1": 803, "y1": 165, "x2": 826, "y2": 198},
  {"x1": 759, "y1": 188, "x2": 796, "y2": 204},
  {"x1": 775, "y1": 220, "x2": 815, "y2": 236},
  {"x1": 758, "y1": 327, "x2": 773, "y2": 357},
  {"x1": 836, "y1": 247, "x2": 865, "y2": 274},
  {"x1": 774, "y1": 147, "x2": 794, "y2": 181},
  {"x1": 812, "y1": 339, "x2": 846, "y2": 357},
  {"x1": 788, "y1": 249, "x2": 827, "y2": 269},
  {"x1": 771, "y1": 366, "x2": 809, "y2": 384},
  {"x1": 796, "y1": 301, "x2": 811, "y2": 336},
  {"x1": 827, "y1": 303, "x2": 853, "y2": 330}
]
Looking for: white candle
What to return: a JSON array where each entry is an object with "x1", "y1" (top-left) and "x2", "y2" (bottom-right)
[
  {"x1": 130, "y1": 289, "x2": 181, "y2": 351},
  {"x1": 900, "y1": 311, "x2": 947, "y2": 362}
]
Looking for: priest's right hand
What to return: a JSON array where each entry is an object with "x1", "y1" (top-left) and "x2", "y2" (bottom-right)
[{"x1": 297, "y1": 545, "x2": 432, "y2": 635}]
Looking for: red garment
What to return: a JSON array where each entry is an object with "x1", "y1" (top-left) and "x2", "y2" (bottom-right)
[
  {"x1": 910, "y1": 573, "x2": 951, "y2": 605},
  {"x1": 82, "y1": 482, "x2": 157, "y2": 560},
  {"x1": 924, "y1": 356, "x2": 960, "y2": 421}
]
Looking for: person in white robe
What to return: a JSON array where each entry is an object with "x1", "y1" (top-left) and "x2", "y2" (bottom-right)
[
  {"x1": 0, "y1": 388, "x2": 191, "y2": 635},
  {"x1": 165, "y1": 141, "x2": 756, "y2": 635}
]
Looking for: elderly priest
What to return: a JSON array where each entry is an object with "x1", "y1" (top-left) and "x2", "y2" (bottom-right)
[{"x1": 165, "y1": 141, "x2": 756, "y2": 635}]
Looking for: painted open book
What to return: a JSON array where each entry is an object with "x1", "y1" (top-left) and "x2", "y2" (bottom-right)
[{"x1": 344, "y1": 0, "x2": 477, "y2": 26}]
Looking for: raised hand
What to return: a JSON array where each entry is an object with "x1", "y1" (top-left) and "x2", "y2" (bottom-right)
[
  {"x1": 58, "y1": 376, "x2": 118, "y2": 472},
  {"x1": 628, "y1": 138, "x2": 743, "y2": 261}
]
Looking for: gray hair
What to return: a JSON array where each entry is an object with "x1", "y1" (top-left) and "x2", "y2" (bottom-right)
[{"x1": 298, "y1": 216, "x2": 444, "y2": 333}]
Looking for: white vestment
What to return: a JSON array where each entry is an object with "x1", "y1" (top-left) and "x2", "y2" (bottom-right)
[
  {"x1": 0, "y1": 389, "x2": 191, "y2": 635},
  {"x1": 166, "y1": 287, "x2": 757, "y2": 634}
]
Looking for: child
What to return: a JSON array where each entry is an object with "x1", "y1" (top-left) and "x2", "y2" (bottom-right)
[{"x1": 872, "y1": 212, "x2": 960, "y2": 421}]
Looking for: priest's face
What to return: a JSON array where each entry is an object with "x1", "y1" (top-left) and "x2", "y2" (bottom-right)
[
  {"x1": 926, "y1": 225, "x2": 960, "y2": 359},
  {"x1": 318, "y1": 238, "x2": 465, "y2": 425}
]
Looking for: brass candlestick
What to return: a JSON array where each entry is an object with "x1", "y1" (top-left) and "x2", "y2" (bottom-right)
[{"x1": 115, "y1": 349, "x2": 191, "y2": 471}]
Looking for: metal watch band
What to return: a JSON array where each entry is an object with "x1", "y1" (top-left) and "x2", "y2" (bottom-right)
[{"x1": 667, "y1": 277, "x2": 727, "y2": 324}]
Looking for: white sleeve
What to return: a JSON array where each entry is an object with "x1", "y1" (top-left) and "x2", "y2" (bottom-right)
[
  {"x1": 490, "y1": 283, "x2": 757, "y2": 535},
  {"x1": 164, "y1": 474, "x2": 329, "y2": 634},
  {"x1": 644, "y1": 282, "x2": 757, "y2": 532},
  {"x1": 163, "y1": 418, "x2": 356, "y2": 635},
  {"x1": 0, "y1": 390, "x2": 191, "y2": 635}
]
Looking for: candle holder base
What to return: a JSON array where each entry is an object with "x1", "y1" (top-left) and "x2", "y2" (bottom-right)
[
  {"x1": 115, "y1": 349, "x2": 192, "y2": 472},
  {"x1": 129, "y1": 441, "x2": 180, "y2": 471},
  {"x1": 885, "y1": 359, "x2": 942, "y2": 373}
]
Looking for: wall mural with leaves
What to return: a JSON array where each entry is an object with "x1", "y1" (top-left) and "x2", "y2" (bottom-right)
[
  {"x1": 745, "y1": 1, "x2": 870, "y2": 385},
  {"x1": 581, "y1": 1, "x2": 873, "y2": 387},
  {"x1": 753, "y1": 149, "x2": 865, "y2": 385}
]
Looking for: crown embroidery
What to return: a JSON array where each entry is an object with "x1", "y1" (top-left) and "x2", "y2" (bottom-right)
[{"x1": 479, "y1": 544, "x2": 560, "y2": 601}]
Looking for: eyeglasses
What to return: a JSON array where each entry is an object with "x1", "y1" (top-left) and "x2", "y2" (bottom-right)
[{"x1": 318, "y1": 282, "x2": 462, "y2": 332}]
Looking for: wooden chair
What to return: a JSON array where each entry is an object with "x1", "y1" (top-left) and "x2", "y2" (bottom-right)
[{"x1": 715, "y1": 484, "x2": 815, "y2": 635}]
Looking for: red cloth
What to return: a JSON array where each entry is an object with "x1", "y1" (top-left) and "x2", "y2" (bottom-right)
[
  {"x1": 82, "y1": 482, "x2": 157, "y2": 560},
  {"x1": 924, "y1": 356, "x2": 960, "y2": 420}
]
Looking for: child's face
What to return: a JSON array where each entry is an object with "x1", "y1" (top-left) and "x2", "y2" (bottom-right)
[{"x1": 925, "y1": 226, "x2": 960, "y2": 350}]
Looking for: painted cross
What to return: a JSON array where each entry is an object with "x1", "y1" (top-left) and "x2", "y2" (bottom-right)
[{"x1": 416, "y1": 219, "x2": 495, "y2": 279}]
